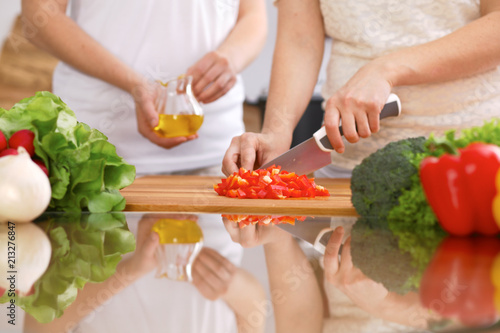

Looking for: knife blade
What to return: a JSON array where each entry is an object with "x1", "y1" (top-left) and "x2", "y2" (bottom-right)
[{"x1": 260, "y1": 93, "x2": 401, "y2": 175}]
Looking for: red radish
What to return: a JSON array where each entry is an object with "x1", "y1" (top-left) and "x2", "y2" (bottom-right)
[
  {"x1": 0, "y1": 148, "x2": 19, "y2": 157},
  {"x1": 0, "y1": 130, "x2": 7, "y2": 152},
  {"x1": 33, "y1": 158, "x2": 49, "y2": 177},
  {"x1": 9, "y1": 129, "x2": 35, "y2": 156},
  {"x1": 0, "y1": 286, "x2": 5, "y2": 297}
]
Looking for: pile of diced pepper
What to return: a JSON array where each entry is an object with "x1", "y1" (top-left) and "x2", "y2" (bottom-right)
[{"x1": 214, "y1": 165, "x2": 330, "y2": 199}]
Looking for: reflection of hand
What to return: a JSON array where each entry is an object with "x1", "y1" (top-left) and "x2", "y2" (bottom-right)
[
  {"x1": 186, "y1": 51, "x2": 237, "y2": 104},
  {"x1": 122, "y1": 214, "x2": 198, "y2": 278},
  {"x1": 121, "y1": 215, "x2": 161, "y2": 277},
  {"x1": 132, "y1": 81, "x2": 198, "y2": 149},
  {"x1": 323, "y1": 226, "x2": 437, "y2": 329},
  {"x1": 221, "y1": 132, "x2": 291, "y2": 175},
  {"x1": 191, "y1": 247, "x2": 236, "y2": 300},
  {"x1": 222, "y1": 216, "x2": 292, "y2": 248},
  {"x1": 323, "y1": 62, "x2": 392, "y2": 153},
  {"x1": 324, "y1": 227, "x2": 389, "y2": 312}
]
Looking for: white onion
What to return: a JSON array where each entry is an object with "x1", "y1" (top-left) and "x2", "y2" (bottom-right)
[
  {"x1": 0, "y1": 222, "x2": 52, "y2": 294},
  {"x1": 0, "y1": 147, "x2": 51, "y2": 223}
]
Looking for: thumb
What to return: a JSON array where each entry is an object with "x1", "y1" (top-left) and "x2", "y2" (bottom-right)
[
  {"x1": 142, "y1": 232, "x2": 160, "y2": 257},
  {"x1": 323, "y1": 226, "x2": 344, "y2": 279},
  {"x1": 141, "y1": 98, "x2": 159, "y2": 128}
]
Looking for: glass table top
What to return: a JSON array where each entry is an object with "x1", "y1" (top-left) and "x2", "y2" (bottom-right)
[{"x1": 1, "y1": 211, "x2": 499, "y2": 333}]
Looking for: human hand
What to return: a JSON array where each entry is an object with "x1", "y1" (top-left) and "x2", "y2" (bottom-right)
[
  {"x1": 323, "y1": 226, "x2": 389, "y2": 312},
  {"x1": 222, "y1": 132, "x2": 291, "y2": 175},
  {"x1": 222, "y1": 216, "x2": 293, "y2": 248},
  {"x1": 120, "y1": 214, "x2": 161, "y2": 278},
  {"x1": 131, "y1": 81, "x2": 198, "y2": 149},
  {"x1": 191, "y1": 247, "x2": 237, "y2": 301},
  {"x1": 186, "y1": 51, "x2": 237, "y2": 104},
  {"x1": 323, "y1": 62, "x2": 393, "y2": 153}
]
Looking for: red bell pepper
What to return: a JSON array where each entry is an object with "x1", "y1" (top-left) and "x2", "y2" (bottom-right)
[
  {"x1": 222, "y1": 214, "x2": 307, "y2": 228},
  {"x1": 419, "y1": 237, "x2": 500, "y2": 328},
  {"x1": 494, "y1": 168, "x2": 500, "y2": 228},
  {"x1": 420, "y1": 143, "x2": 500, "y2": 236},
  {"x1": 493, "y1": 253, "x2": 500, "y2": 314},
  {"x1": 214, "y1": 165, "x2": 330, "y2": 199}
]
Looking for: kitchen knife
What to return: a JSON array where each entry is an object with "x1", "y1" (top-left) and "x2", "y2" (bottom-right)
[
  {"x1": 277, "y1": 216, "x2": 358, "y2": 254},
  {"x1": 260, "y1": 93, "x2": 401, "y2": 175}
]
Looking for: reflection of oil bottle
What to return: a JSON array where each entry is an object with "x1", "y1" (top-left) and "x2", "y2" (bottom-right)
[{"x1": 151, "y1": 218, "x2": 203, "y2": 281}]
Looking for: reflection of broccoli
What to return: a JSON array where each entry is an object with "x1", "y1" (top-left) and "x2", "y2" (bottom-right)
[
  {"x1": 350, "y1": 219, "x2": 419, "y2": 295},
  {"x1": 350, "y1": 137, "x2": 426, "y2": 227}
]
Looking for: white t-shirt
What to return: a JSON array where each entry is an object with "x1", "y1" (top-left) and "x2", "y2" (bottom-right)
[
  {"x1": 316, "y1": 0, "x2": 500, "y2": 176},
  {"x1": 53, "y1": 0, "x2": 245, "y2": 175}
]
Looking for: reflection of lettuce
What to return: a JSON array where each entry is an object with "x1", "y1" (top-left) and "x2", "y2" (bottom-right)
[
  {"x1": 0, "y1": 213, "x2": 136, "y2": 323},
  {"x1": 0, "y1": 92, "x2": 135, "y2": 212}
]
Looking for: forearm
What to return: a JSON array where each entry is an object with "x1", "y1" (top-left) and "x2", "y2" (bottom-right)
[
  {"x1": 378, "y1": 10, "x2": 500, "y2": 88},
  {"x1": 264, "y1": 236, "x2": 323, "y2": 333},
  {"x1": 217, "y1": 0, "x2": 267, "y2": 74},
  {"x1": 21, "y1": 0, "x2": 143, "y2": 95},
  {"x1": 23, "y1": 259, "x2": 143, "y2": 333},
  {"x1": 261, "y1": 0, "x2": 324, "y2": 142},
  {"x1": 222, "y1": 268, "x2": 267, "y2": 333}
]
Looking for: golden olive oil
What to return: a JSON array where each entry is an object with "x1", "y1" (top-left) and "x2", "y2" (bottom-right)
[
  {"x1": 153, "y1": 114, "x2": 204, "y2": 138},
  {"x1": 151, "y1": 219, "x2": 203, "y2": 244}
]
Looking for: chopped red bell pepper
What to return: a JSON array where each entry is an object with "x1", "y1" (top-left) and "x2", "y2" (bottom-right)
[
  {"x1": 420, "y1": 143, "x2": 500, "y2": 236},
  {"x1": 222, "y1": 214, "x2": 307, "y2": 228},
  {"x1": 214, "y1": 165, "x2": 330, "y2": 199},
  {"x1": 419, "y1": 237, "x2": 500, "y2": 328}
]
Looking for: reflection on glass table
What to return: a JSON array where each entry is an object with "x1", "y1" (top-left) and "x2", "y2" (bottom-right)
[
  {"x1": 0, "y1": 212, "x2": 266, "y2": 333},
  {"x1": 1, "y1": 212, "x2": 500, "y2": 333},
  {"x1": 222, "y1": 214, "x2": 500, "y2": 333},
  {"x1": 151, "y1": 217, "x2": 204, "y2": 281}
]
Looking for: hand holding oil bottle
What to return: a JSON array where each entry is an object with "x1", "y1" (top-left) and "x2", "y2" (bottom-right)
[{"x1": 153, "y1": 75, "x2": 204, "y2": 139}]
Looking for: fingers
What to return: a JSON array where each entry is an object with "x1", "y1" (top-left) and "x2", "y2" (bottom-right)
[
  {"x1": 324, "y1": 100, "x2": 344, "y2": 153},
  {"x1": 222, "y1": 137, "x2": 243, "y2": 175},
  {"x1": 222, "y1": 216, "x2": 242, "y2": 241},
  {"x1": 221, "y1": 133, "x2": 261, "y2": 175},
  {"x1": 197, "y1": 248, "x2": 236, "y2": 279},
  {"x1": 337, "y1": 236, "x2": 353, "y2": 271},
  {"x1": 222, "y1": 216, "x2": 260, "y2": 248},
  {"x1": 186, "y1": 51, "x2": 236, "y2": 103},
  {"x1": 198, "y1": 74, "x2": 236, "y2": 104},
  {"x1": 239, "y1": 132, "x2": 261, "y2": 171},
  {"x1": 191, "y1": 247, "x2": 236, "y2": 300},
  {"x1": 143, "y1": 232, "x2": 160, "y2": 257},
  {"x1": 323, "y1": 226, "x2": 344, "y2": 283},
  {"x1": 324, "y1": 93, "x2": 386, "y2": 152}
]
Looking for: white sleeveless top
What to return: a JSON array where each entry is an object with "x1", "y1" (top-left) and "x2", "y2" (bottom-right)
[
  {"x1": 53, "y1": 0, "x2": 245, "y2": 174},
  {"x1": 317, "y1": 0, "x2": 500, "y2": 174}
]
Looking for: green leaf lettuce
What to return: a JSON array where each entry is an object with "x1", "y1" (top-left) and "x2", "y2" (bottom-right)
[{"x1": 0, "y1": 92, "x2": 135, "y2": 212}]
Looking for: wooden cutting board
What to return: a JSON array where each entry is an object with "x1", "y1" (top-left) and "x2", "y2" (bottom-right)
[{"x1": 120, "y1": 175, "x2": 357, "y2": 216}]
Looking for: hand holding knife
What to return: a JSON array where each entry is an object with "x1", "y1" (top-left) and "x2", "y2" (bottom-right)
[{"x1": 260, "y1": 93, "x2": 401, "y2": 175}]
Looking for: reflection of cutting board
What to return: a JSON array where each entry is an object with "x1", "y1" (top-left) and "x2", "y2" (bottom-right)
[{"x1": 120, "y1": 175, "x2": 357, "y2": 216}]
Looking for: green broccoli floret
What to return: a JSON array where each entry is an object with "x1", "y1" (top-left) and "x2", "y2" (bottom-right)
[{"x1": 350, "y1": 137, "x2": 426, "y2": 227}]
